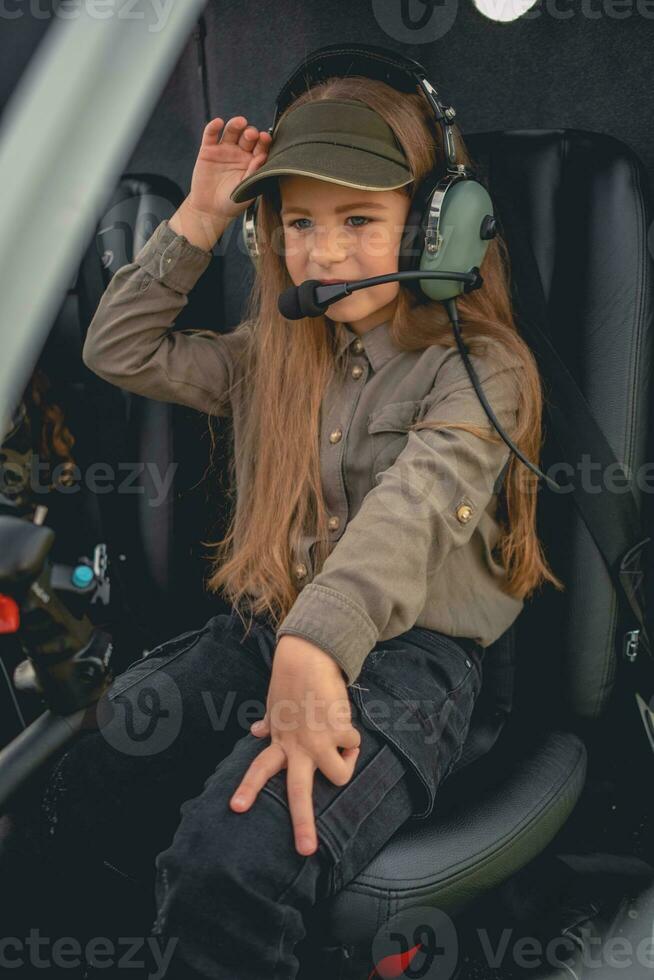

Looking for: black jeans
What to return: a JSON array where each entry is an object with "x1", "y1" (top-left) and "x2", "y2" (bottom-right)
[{"x1": 3, "y1": 610, "x2": 483, "y2": 980}]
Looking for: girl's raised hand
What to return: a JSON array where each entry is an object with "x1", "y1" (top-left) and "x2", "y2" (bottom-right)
[{"x1": 187, "y1": 116, "x2": 273, "y2": 224}]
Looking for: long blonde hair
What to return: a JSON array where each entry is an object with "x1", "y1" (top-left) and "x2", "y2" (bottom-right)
[{"x1": 203, "y1": 75, "x2": 564, "y2": 630}]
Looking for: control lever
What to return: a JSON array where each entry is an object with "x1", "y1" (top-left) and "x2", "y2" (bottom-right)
[{"x1": 0, "y1": 512, "x2": 116, "y2": 810}]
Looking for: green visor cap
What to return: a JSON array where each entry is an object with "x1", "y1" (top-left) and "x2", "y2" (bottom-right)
[{"x1": 229, "y1": 99, "x2": 413, "y2": 205}]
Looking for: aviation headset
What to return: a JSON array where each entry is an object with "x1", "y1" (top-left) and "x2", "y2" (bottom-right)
[{"x1": 239, "y1": 41, "x2": 497, "y2": 304}]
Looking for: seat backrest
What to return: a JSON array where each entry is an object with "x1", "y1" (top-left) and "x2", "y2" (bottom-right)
[
  {"x1": 462, "y1": 129, "x2": 654, "y2": 730},
  {"x1": 72, "y1": 175, "x2": 230, "y2": 651}
]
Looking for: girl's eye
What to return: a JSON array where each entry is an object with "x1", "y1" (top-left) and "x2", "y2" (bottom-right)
[{"x1": 287, "y1": 216, "x2": 372, "y2": 231}]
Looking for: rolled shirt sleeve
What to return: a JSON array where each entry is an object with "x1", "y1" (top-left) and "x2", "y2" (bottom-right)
[
  {"x1": 82, "y1": 219, "x2": 250, "y2": 416},
  {"x1": 275, "y1": 347, "x2": 522, "y2": 685},
  {"x1": 133, "y1": 217, "x2": 215, "y2": 294}
]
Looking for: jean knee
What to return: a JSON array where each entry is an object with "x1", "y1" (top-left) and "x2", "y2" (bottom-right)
[
  {"x1": 152, "y1": 739, "x2": 330, "y2": 929},
  {"x1": 30, "y1": 732, "x2": 119, "y2": 868},
  {"x1": 40, "y1": 728, "x2": 181, "y2": 884}
]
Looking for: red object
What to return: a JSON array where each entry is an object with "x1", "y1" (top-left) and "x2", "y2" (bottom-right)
[
  {"x1": 368, "y1": 942, "x2": 424, "y2": 979},
  {"x1": 0, "y1": 594, "x2": 20, "y2": 634}
]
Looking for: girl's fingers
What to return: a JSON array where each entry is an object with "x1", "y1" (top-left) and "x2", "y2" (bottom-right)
[
  {"x1": 202, "y1": 118, "x2": 270, "y2": 160},
  {"x1": 339, "y1": 747, "x2": 361, "y2": 785},
  {"x1": 255, "y1": 152, "x2": 269, "y2": 170},
  {"x1": 202, "y1": 118, "x2": 224, "y2": 144},
  {"x1": 239, "y1": 153, "x2": 265, "y2": 184},
  {"x1": 339, "y1": 727, "x2": 362, "y2": 751},
  {"x1": 285, "y1": 753, "x2": 318, "y2": 855},
  {"x1": 341, "y1": 747, "x2": 360, "y2": 780},
  {"x1": 251, "y1": 716, "x2": 269, "y2": 737},
  {"x1": 238, "y1": 125, "x2": 259, "y2": 149},
  {"x1": 220, "y1": 116, "x2": 248, "y2": 145},
  {"x1": 319, "y1": 745, "x2": 359, "y2": 786},
  {"x1": 230, "y1": 742, "x2": 286, "y2": 811},
  {"x1": 254, "y1": 133, "x2": 272, "y2": 158}
]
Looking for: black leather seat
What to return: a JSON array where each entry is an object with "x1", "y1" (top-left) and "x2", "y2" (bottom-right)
[{"x1": 1, "y1": 127, "x2": 652, "y2": 979}]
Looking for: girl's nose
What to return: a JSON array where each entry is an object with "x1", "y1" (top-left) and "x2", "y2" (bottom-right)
[{"x1": 308, "y1": 226, "x2": 349, "y2": 264}]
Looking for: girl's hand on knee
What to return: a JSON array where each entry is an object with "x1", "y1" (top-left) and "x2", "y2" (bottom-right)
[{"x1": 230, "y1": 636, "x2": 361, "y2": 856}]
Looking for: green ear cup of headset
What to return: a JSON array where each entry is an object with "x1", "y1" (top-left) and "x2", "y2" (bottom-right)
[{"x1": 416, "y1": 178, "x2": 495, "y2": 302}]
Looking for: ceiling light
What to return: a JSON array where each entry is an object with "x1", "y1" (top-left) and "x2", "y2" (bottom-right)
[{"x1": 472, "y1": 0, "x2": 539, "y2": 22}]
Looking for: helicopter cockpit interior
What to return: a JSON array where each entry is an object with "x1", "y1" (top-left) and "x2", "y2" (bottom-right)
[{"x1": 1, "y1": 4, "x2": 654, "y2": 979}]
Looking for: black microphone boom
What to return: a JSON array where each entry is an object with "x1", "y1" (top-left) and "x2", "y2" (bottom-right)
[
  {"x1": 278, "y1": 269, "x2": 483, "y2": 321},
  {"x1": 277, "y1": 270, "x2": 561, "y2": 491}
]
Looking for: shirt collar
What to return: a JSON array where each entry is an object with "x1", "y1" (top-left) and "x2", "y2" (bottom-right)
[{"x1": 334, "y1": 319, "x2": 399, "y2": 372}]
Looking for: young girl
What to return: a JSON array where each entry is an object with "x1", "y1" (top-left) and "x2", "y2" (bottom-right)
[{"x1": 9, "y1": 72, "x2": 562, "y2": 979}]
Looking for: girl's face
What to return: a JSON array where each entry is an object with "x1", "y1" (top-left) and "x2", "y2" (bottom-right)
[{"x1": 278, "y1": 174, "x2": 412, "y2": 333}]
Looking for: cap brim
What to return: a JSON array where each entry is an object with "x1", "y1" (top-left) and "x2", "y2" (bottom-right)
[{"x1": 230, "y1": 142, "x2": 413, "y2": 205}]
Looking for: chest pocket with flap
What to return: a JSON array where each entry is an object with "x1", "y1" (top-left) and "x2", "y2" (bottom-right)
[{"x1": 366, "y1": 399, "x2": 422, "y2": 478}]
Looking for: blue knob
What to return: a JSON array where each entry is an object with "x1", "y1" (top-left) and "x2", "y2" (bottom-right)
[{"x1": 71, "y1": 565, "x2": 95, "y2": 589}]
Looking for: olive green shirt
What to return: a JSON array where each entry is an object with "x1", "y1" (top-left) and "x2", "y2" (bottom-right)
[{"x1": 82, "y1": 218, "x2": 524, "y2": 685}]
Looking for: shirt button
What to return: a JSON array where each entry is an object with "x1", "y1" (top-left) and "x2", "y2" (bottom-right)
[
  {"x1": 328, "y1": 515, "x2": 340, "y2": 531},
  {"x1": 329, "y1": 428, "x2": 342, "y2": 444},
  {"x1": 455, "y1": 503, "x2": 473, "y2": 524},
  {"x1": 352, "y1": 339, "x2": 364, "y2": 354},
  {"x1": 294, "y1": 562, "x2": 308, "y2": 579},
  {"x1": 351, "y1": 365, "x2": 363, "y2": 379}
]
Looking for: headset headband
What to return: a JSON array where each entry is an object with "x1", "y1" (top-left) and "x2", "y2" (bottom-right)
[{"x1": 271, "y1": 42, "x2": 461, "y2": 173}]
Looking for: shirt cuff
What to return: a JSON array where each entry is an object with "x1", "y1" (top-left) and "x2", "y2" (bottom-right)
[
  {"x1": 275, "y1": 583, "x2": 378, "y2": 686},
  {"x1": 133, "y1": 219, "x2": 213, "y2": 294}
]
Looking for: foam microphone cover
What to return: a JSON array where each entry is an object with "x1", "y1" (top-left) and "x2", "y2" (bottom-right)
[
  {"x1": 278, "y1": 279, "x2": 324, "y2": 319},
  {"x1": 278, "y1": 283, "x2": 302, "y2": 320}
]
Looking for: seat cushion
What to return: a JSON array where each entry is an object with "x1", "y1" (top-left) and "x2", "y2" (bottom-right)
[{"x1": 317, "y1": 729, "x2": 587, "y2": 947}]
